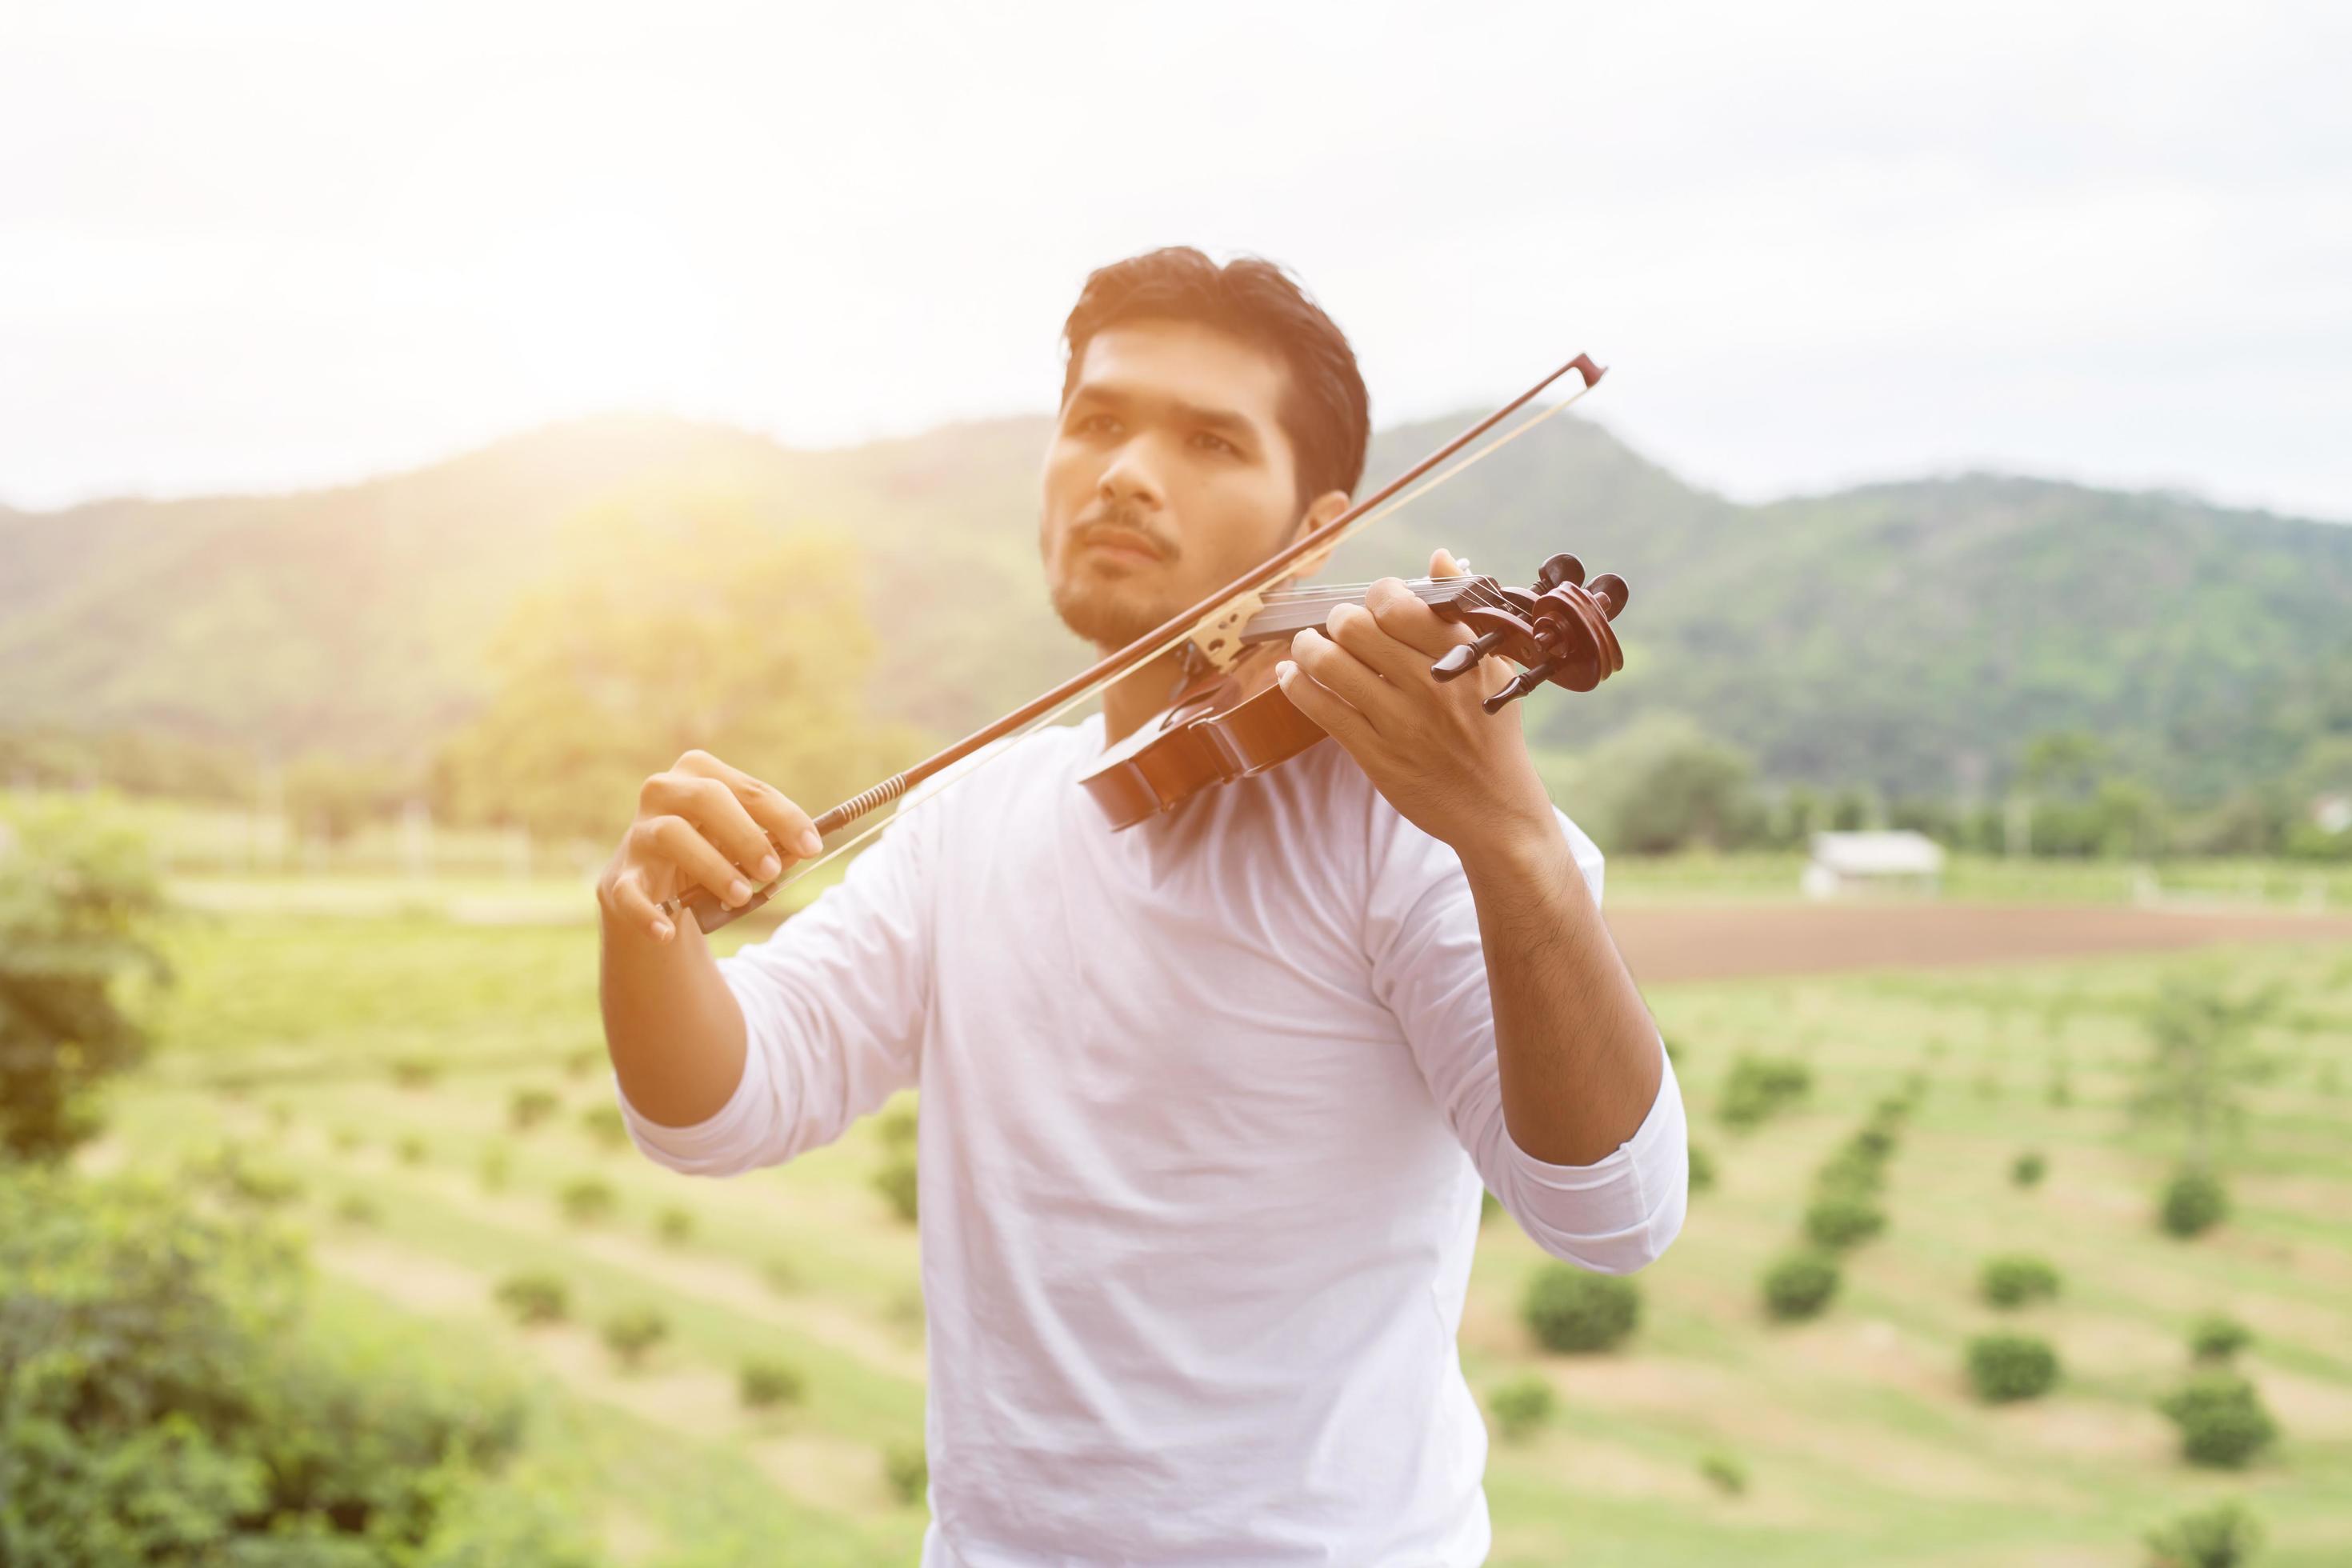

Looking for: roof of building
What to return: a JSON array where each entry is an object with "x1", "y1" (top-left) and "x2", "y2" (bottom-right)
[{"x1": 1807, "y1": 830, "x2": 1946, "y2": 875}]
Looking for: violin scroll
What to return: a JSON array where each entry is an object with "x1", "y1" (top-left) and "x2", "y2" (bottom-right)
[{"x1": 1426, "y1": 553, "x2": 1630, "y2": 712}]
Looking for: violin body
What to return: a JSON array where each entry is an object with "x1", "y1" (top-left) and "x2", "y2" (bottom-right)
[{"x1": 1079, "y1": 647, "x2": 1325, "y2": 829}]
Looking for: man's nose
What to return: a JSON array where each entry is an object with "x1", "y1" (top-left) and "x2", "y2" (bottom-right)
[{"x1": 1097, "y1": 441, "x2": 1168, "y2": 511}]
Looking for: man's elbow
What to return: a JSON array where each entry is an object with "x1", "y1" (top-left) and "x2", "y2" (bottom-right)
[{"x1": 1520, "y1": 1170, "x2": 1689, "y2": 1275}]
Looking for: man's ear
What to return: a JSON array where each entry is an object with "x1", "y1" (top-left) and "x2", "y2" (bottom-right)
[{"x1": 1282, "y1": 490, "x2": 1353, "y2": 579}]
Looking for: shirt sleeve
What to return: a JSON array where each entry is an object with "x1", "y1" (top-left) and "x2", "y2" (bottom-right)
[
  {"x1": 613, "y1": 797, "x2": 934, "y2": 1179},
  {"x1": 1365, "y1": 804, "x2": 1689, "y2": 1274}
]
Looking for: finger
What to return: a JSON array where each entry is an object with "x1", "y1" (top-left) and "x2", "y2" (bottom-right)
[
  {"x1": 606, "y1": 870, "x2": 675, "y2": 943},
  {"x1": 655, "y1": 774, "x2": 783, "y2": 882},
  {"x1": 1364, "y1": 576, "x2": 1475, "y2": 662},
  {"x1": 639, "y1": 814, "x2": 755, "y2": 908},
  {"x1": 1430, "y1": 546, "x2": 1466, "y2": 578},
  {"x1": 1290, "y1": 626, "x2": 1400, "y2": 731},
  {"x1": 673, "y1": 753, "x2": 822, "y2": 860},
  {"x1": 1323, "y1": 598, "x2": 1435, "y2": 686},
  {"x1": 1275, "y1": 657, "x2": 1376, "y2": 747}
]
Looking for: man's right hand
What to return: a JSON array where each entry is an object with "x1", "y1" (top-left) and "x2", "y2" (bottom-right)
[{"x1": 598, "y1": 750, "x2": 824, "y2": 944}]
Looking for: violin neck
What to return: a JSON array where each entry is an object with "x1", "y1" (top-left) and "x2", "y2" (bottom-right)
[{"x1": 1236, "y1": 577, "x2": 1481, "y2": 643}]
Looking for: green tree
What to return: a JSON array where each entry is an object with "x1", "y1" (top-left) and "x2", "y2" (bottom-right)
[
  {"x1": 0, "y1": 799, "x2": 168, "y2": 1162},
  {"x1": 2135, "y1": 976, "x2": 2278, "y2": 1170}
]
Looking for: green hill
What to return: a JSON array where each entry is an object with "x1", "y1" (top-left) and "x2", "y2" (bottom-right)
[{"x1": 4, "y1": 410, "x2": 2347, "y2": 801}]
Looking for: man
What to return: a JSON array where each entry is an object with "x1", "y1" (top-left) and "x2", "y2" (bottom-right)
[{"x1": 598, "y1": 247, "x2": 1687, "y2": 1566}]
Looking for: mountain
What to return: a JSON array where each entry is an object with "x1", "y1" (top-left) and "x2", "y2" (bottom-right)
[{"x1": 4, "y1": 411, "x2": 2348, "y2": 802}]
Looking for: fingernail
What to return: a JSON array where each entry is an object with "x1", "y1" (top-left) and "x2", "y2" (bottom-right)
[
  {"x1": 1276, "y1": 660, "x2": 1296, "y2": 682},
  {"x1": 797, "y1": 828, "x2": 823, "y2": 858},
  {"x1": 727, "y1": 878, "x2": 752, "y2": 905},
  {"x1": 757, "y1": 854, "x2": 781, "y2": 880},
  {"x1": 651, "y1": 919, "x2": 673, "y2": 942}
]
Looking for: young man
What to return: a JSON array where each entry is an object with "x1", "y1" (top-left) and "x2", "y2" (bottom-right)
[{"x1": 598, "y1": 248, "x2": 1687, "y2": 1566}]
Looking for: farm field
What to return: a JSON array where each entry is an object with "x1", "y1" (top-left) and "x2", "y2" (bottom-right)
[{"x1": 82, "y1": 892, "x2": 2352, "y2": 1566}]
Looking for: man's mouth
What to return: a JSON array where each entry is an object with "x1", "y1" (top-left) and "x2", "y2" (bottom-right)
[{"x1": 1074, "y1": 525, "x2": 1168, "y2": 566}]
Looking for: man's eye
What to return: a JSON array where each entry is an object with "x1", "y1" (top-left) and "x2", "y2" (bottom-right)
[
  {"x1": 1076, "y1": 413, "x2": 1119, "y2": 435},
  {"x1": 1192, "y1": 431, "x2": 1238, "y2": 456}
]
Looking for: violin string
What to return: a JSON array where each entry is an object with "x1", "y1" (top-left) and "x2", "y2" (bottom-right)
[{"x1": 733, "y1": 382, "x2": 1598, "y2": 905}]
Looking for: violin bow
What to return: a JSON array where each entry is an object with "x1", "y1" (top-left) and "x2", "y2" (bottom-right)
[{"x1": 668, "y1": 352, "x2": 1609, "y2": 933}]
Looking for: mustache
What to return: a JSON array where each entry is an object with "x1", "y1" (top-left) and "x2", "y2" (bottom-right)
[{"x1": 1070, "y1": 502, "x2": 1179, "y2": 562}]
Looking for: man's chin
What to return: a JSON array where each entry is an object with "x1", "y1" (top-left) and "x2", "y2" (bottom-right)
[{"x1": 1049, "y1": 585, "x2": 1175, "y2": 651}]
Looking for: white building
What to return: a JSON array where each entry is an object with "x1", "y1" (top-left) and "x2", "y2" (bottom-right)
[{"x1": 1801, "y1": 830, "x2": 1946, "y2": 900}]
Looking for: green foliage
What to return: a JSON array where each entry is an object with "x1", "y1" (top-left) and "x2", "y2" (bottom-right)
[
  {"x1": 1803, "y1": 1194, "x2": 1886, "y2": 1250},
  {"x1": 2158, "y1": 1372, "x2": 2279, "y2": 1468},
  {"x1": 1978, "y1": 1254, "x2": 2062, "y2": 1310},
  {"x1": 558, "y1": 1178, "x2": 617, "y2": 1226},
  {"x1": 2144, "y1": 1498, "x2": 2264, "y2": 1567},
  {"x1": 194, "y1": 1145, "x2": 306, "y2": 1209},
  {"x1": 579, "y1": 1103, "x2": 628, "y2": 1153},
  {"x1": 0, "y1": 798, "x2": 168, "y2": 1162},
  {"x1": 1479, "y1": 1189, "x2": 1501, "y2": 1226},
  {"x1": 494, "y1": 1272, "x2": 570, "y2": 1326},
  {"x1": 1761, "y1": 1250, "x2": 1841, "y2": 1322},
  {"x1": 1718, "y1": 1054, "x2": 1811, "y2": 1129},
  {"x1": 2160, "y1": 1166, "x2": 2230, "y2": 1238},
  {"x1": 1686, "y1": 1143, "x2": 1717, "y2": 1194},
  {"x1": 882, "y1": 1440, "x2": 929, "y2": 1507},
  {"x1": 873, "y1": 1154, "x2": 918, "y2": 1226},
  {"x1": 1966, "y1": 1332, "x2": 2061, "y2": 1402},
  {"x1": 654, "y1": 1206, "x2": 695, "y2": 1247},
  {"x1": 478, "y1": 1145, "x2": 511, "y2": 1194},
  {"x1": 389, "y1": 1054, "x2": 440, "y2": 1089},
  {"x1": 1541, "y1": 713, "x2": 1766, "y2": 854},
  {"x1": 395, "y1": 1134, "x2": 428, "y2": 1166},
  {"x1": 2135, "y1": 976, "x2": 2278, "y2": 1168},
  {"x1": 2188, "y1": 1314, "x2": 2253, "y2": 1363},
  {"x1": 738, "y1": 1358, "x2": 806, "y2": 1411},
  {"x1": 2011, "y1": 1150, "x2": 2048, "y2": 1188},
  {"x1": 1522, "y1": 1266, "x2": 1641, "y2": 1354},
  {"x1": 600, "y1": 1306, "x2": 670, "y2": 1371},
  {"x1": 1486, "y1": 1374, "x2": 1556, "y2": 1443},
  {"x1": 0, "y1": 1164, "x2": 534, "y2": 1566},
  {"x1": 334, "y1": 1193, "x2": 380, "y2": 1227},
  {"x1": 509, "y1": 1087, "x2": 561, "y2": 1131},
  {"x1": 1698, "y1": 1451, "x2": 1749, "y2": 1496}
]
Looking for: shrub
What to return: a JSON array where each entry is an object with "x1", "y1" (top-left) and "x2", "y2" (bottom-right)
[
  {"x1": 1966, "y1": 1332, "x2": 2060, "y2": 1402},
  {"x1": 509, "y1": 1087, "x2": 561, "y2": 1131},
  {"x1": 330, "y1": 1126, "x2": 363, "y2": 1154},
  {"x1": 655, "y1": 1206, "x2": 696, "y2": 1246},
  {"x1": 2157, "y1": 1371, "x2": 2278, "y2": 1468},
  {"x1": 390, "y1": 1055, "x2": 440, "y2": 1090},
  {"x1": 1803, "y1": 1194, "x2": 1886, "y2": 1250},
  {"x1": 580, "y1": 1104, "x2": 629, "y2": 1152},
  {"x1": 2188, "y1": 1314, "x2": 2253, "y2": 1364},
  {"x1": 333, "y1": 1191, "x2": 379, "y2": 1226},
  {"x1": 478, "y1": 1144, "x2": 511, "y2": 1193},
  {"x1": 1814, "y1": 1146, "x2": 1885, "y2": 1200},
  {"x1": 1761, "y1": 1251, "x2": 1840, "y2": 1322},
  {"x1": 395, "y1": 1134, "x2": 427, "y2": 1166},
  {"x1": 873, "y1": 1155, "x2": 919, "y2": 1226},
  {"x1": 1698, "y1": 1451, "x2": 1748, "y2": 1496},
  {"x1": 1479, "y1": 1189, "x2": 1501, "y2": 1226},
  {"x1": 763, "y1": 1255, "x2": 803, "y2": 1295},
  {"x1": 738, "y1": 1358, "x2": 806, "y2": 1410},
  {"x1": 1522, "y1": 1266, "x2": 1641, "y2": 1354},
  {"x1": 494, "y1": 1271, "x2": 570, "y2": 1326},
  {"x1": 1718, "y1": 1055, "x2": 1811, "y2": 1129},
  {"x1": 1847, "y1": 1122, "x2": 1898, "y2": 1161},
  {"x1": 197, "y1": 1146, "x2": 305, "y2": 1209},
  {"x1": 2011, "y1": 1150, "x2": 2048, "y2": 1188},
  {"x1": 564, "y1": 1046, "x2": 601, "y2": 1079},
  {"x1": 2144, "y1": 1498, "x2": 2264, "y2": 1567},
  {"x1": 601, "y1": 1306, "x2": 670, "y2": 1370},
  {"x1": 1979, "y1": 1254, "x2": 2062, "y2": 1310},
  {"x1": 2160, "y1": 1167, "x2": 2229, "y2": 1238},
  {"x1": 1485, "y1": 1374, "x2": 1555, "y2": 1442},
  {"x1": 876, "y1": 1100, "x2": 918, "y2": 1151},
  {"x1": 559, "y1": 1177, "x2": 617, "y2": 1226},
  {"x1": 882, "y1": 1439, "x2": 929, "y2": 1506},
  {"x1": 1687, "y1": 1144, "x2": 1717, "y2": 1194}
]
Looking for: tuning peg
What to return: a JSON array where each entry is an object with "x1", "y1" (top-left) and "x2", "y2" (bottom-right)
[
  {"x1": 1482, "y1": 658, "x2": 1558, "y2": 713},
  {"x1": 1587, "y1": 572, "x2": 1630, "y2": 618},
  {"x1": 1536, "y1": 552, "x2": 1586, "y2": 592},
  {"x1": 1431, "y1": 628, "x2": 1508, "y2": 682}
]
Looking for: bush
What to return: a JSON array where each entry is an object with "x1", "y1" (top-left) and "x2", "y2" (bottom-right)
[
  {"x1": 394, "y1": 1134, "x2": 427, "y2": 1166},
  {"x1": 738, "y1": 1358, "x2": 806, "y2": 1410},
  {"x1": 494, "y1": 1272, "x2": 570, "y2": 1326},
  {"x1": 1761, "y1": 1250, "x2": 1840, "y2": 1322},
  {"x1": 882, "y1": 1439, "x2": 929, "y2": 1506},
  {"x1": 1479, "y1": 1189, "x2": 1501, "y2": 1226},
  {"x1": 763, "y1": 1255, "x2": 803, "y2": 1295},
  {"x1": 2011, "y1": 1150, "x2": 2048, "y2": 1188},
  {"x1": 1966, "y1": 1332, "x2": 2060, "y2": 1402},
  {"x1": 564, "y1": 1046, "x2": 601, "y2": 1079},
  {"x1": 559, "y1": 1177, "x2": 617, "y2": 1226},
  {"x1": 478, "y1": 1144, "x2": 511, "y2": 1193},
  {"x1": 1978, "y1": 1254, "x2": 2062, "y2": 1310},
  {"x1": 2188, "y1": 1314, "x2": 2253, "y2": 1363},
  {"x1": 579, "y1": 1103, "x2": 629, "y2": 1152},
  {"x1": 195, "y1": 1146, "x2": 305, "y2": 1209},
  {"x1": 2157, "y1": 1371, "x2": 2278, "y2": 1468},
  {"x1": 1485, "y1": 1374, "x2": 1555, "y2": 1442},
  {"x1": 1803, "y1": 1194, "x2": 1886, "y2": 1250},
  {"x1": 330, "y1": 1126, "x2": 363, "y2": 1154},
  {"x1": 2160, "y1": 1167, "x2": 2230, "y2": 1238},
  {"x1": 873, "y1": 1155, "x2": 918, "y2": 1226},
  {"x1": 1814, "y1": 1146, "x2": 1885, "y2": 1199},
  {"x1": 1718, "y1": 1055, "x2": 1811, "y2": 1129},
  {"x1": 509, "y1": 1087, "x2": 561, "y2": 1131},
  {"x1": 2144, "y1": 1498, "x2": 2264, "y2": 1567},
  {"x1": 1687, "y1": 1144, "x2": 1717, "y2": 1194},
  {"x1": 1698, "y1": 1451, "x2": 1748, "y2": 1496},
  {"x1": 1522, "y1": 1266, "x2": 1641, "y2": 1354},
  {"x1": 333, "y1": 1192, "x2": 379, "y2": 1227},
  {"x1": 389, "y1": 1055, "x2": 439, "y2": 1090},
  {"x1": 601, "y1": 1306, "x2": 670, "y2": 1370},
  {"x1": 655, "y1": 1206, "x2": 696, "y2": 1246}
]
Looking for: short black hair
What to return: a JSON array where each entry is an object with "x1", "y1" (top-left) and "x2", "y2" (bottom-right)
[{"x1": 1058, "y1": 247, "x2": 1370, "y2": 502}]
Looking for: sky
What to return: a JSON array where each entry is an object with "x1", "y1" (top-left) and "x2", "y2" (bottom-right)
[{"x1": 3, "y1": 0, "x2": 2347, "y2": 518}]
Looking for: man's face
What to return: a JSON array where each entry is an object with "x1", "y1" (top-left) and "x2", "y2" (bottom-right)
[{"x1": 1040, "y1": 318, "x2": 1317, "y2": 651}]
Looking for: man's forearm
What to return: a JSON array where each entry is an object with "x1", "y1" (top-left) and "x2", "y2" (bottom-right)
[
  {"x1": 1459, "y1": 821, "x2": 1663, "y2": 1166},
  {"x1": 598, "y1": 910, "x2": 751, "y2": 1128}
]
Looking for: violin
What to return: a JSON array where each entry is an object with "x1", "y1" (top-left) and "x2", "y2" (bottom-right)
[
  {"x1": 666, "y1": 352, "x2": 1618, "y2": 934},
  {"x1": 1080, "y1": 554, "x2": 1628, "y2": 828}
]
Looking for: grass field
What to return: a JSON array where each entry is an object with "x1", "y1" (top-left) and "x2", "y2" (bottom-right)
[{"x1": 80, "y1": 890, "x2": 2352, "y2": 1566}]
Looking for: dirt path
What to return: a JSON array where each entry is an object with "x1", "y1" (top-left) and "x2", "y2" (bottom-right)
[{"x1": 1606, "y1": 902, "x2": 2352, "y2": 984}]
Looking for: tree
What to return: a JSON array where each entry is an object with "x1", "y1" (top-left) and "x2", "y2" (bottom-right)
[
  {"x1": 0, "y1": 798, "x2": 168, "y2": 1162},
  {"x1": 2134, "y1": 975, "x2": 2278, "y2": 1170},
  {"x1": 1550, "y1": 714, "x2": 1765, "y2": 855}
]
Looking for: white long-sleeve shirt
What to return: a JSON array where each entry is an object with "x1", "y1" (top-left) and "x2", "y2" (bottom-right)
[{"x1": 616, "y1": 714, "x2": 1688, "y2": 1566}]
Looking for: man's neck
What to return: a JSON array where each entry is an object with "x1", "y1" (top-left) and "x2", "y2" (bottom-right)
[{"x1": 1100, "y1": 650, "x2": 1186, "y2": 746}]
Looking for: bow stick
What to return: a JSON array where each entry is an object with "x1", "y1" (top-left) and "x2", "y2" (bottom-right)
[{"x1": 667, "y1": 352, "x2": 1608, "y2": 933}]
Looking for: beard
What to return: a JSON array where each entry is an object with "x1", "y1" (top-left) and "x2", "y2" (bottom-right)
[{"x1": 1045, "y1": 501, "x2": 1186, "y2": 649}]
